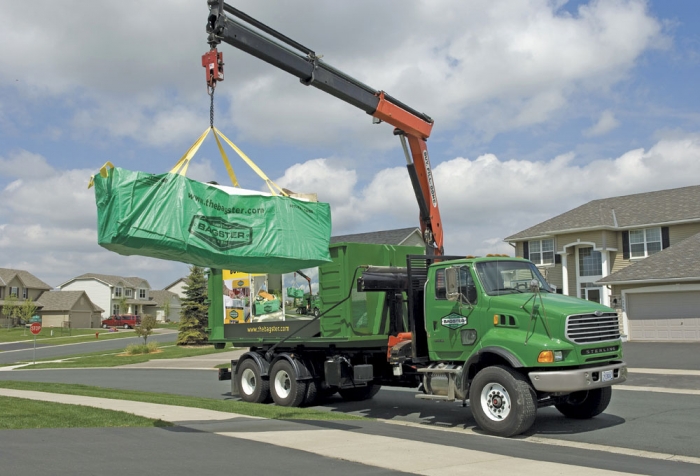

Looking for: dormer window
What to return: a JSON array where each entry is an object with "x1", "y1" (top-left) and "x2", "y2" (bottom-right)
[
  {"x1": 115, "y1": 287, "x2": 122, "y2": 298},
  {"x1": 139, "y1": 289, "x2": 147, "y2": 299},
  {"x1": 630, "y1": 227, "x2": 661, "y2": 258}
]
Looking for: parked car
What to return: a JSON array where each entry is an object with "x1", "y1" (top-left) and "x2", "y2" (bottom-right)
[{"x1": 102, "y1": 314, "x2": 141, "y2": 329}]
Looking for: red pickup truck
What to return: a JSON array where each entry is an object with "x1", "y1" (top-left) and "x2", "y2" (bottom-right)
[{"x1": 102, "y1": 315, "x2": 141, "y2": 329}]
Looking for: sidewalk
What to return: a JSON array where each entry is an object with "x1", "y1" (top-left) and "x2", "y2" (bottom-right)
[{"x1": 0, "y1": 387, "x2": 645, "y2": 474}]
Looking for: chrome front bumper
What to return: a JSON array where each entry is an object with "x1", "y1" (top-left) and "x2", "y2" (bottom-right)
[{"x1": 528, "y1": 362, "x2": 627, "y2": 393}]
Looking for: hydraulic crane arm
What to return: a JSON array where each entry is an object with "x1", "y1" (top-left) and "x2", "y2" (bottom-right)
[{"x1": 204, "y1": 1, "x2": 444, "y2": 255}]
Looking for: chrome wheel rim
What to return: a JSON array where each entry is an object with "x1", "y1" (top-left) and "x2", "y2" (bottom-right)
[
  {"x1": 480, "y1": 383, "x2": 511, "y2": 421},
  {"x1": 240, "y1": 368, "x2": 257, "y2": 396},
  {"x1": 274, "y1": 370, "x2": 292, "y2": 399}
]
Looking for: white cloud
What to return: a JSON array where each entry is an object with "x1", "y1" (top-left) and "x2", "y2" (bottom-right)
[
  {"x1": 584, "y1": 110, "x2": 620, "y2": 137},
  {"x1": 0, "y1": 150, "x2": 55, "y2": 180},
  {"x1": 329, "y1": 133, "x2": 700, "y2": 255},
  {"x1": 2, "y1": 134, "x2": 700, "y2": 289},
  {"x1": 0, "y1": 0, "x2": 666, "y2": 148}
]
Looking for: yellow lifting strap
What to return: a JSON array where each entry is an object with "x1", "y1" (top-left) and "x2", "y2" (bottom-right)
[
  {"x1": 212, "y1": 127, "x2": 287, "y2": 196},
  {"x1": 169, "y1": 127, "x2": 240, "y2": 186},
  {"x1": 89, "y1": 128, "x2": 285, "y2": 196},
  {"x1": 87, "y1": 161, "x2": 115, "y2": 189}
]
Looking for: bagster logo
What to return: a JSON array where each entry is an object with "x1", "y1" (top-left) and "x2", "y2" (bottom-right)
[
  {"x1": 189, "y1": 215, "x2": 253, "y2": 250},
  {"x1": 441, "y1": 313, "x2": 468, "y2": 330}
]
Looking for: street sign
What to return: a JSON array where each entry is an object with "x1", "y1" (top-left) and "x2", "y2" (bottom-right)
[
  {"x1": 30, "y1": 315, "x2": 42, "y2": 323},
  {"x1": 30, "y1": 322, "x2": 42, "y2": 335}
]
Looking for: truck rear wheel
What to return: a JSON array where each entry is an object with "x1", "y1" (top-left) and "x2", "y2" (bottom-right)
[
  {"x1": 304, "y1": 379, "x2": 319, "y2": 405},
  {"x1": 237, "y1": 359, "x2": 270, "y2": 404},
  {"x1": 555, "y1": 387, "x2": 612, "y2": 419},
  {"x1": 270, "y1": 360, "x2": 307, "y2": 407},
  {"x1": 338, "y1": 384, "x2": 381, "y2": 401},
  {"x1": 469, "y1": 366, "x2": 536, "y2": 437}
]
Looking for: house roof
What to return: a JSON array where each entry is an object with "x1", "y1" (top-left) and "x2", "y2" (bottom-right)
[
  {"x1": 36, "y1": 291, "x2": 104, "y2": 312},
  {"x1": 0, "y1": 268, "x2": 52, "y2": 290},
  {"x1": 163, "y1": 277, "x2": 186, "y2": 291},
  {"x1": 149, "y1": 290, "x2": 180, "y2": 307},
  {"x1": 598, "y1": 232, "x2": 700, "y2": 284},
  {"x1": 506, "y1": 185, "x2": 700, "y2": 241},
  {"x1": 59, "y1": 273, "x2": 151, "y2": 290},
  {"x1": 330, "y1": 227, "x2": 421, "y2": 246}
]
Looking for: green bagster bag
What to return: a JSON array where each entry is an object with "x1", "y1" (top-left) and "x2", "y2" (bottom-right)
[{"x1": 92, "y1": 165, "x2": 332, "y2": 274}]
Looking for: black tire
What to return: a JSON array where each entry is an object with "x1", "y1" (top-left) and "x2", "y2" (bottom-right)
[
  {"x1": 304, "y1": 379, "x2": 319, "y2": 406},
  {"x1": 270, "y1": 360, "x2": 307, "y2": 407},
  {"x1": 102, "y1": 324, "x2": 108, "y2": 329},
  {"x1": 555, "y1": 387, "x2": 612, "y2": 419},
  {"x1": 236, "y1": 359, "x2": 270, "y2": 404},
  {"x1": 313, "y1": 307, "x2": 320, "y2": 318},
  {"x1": 339, "y1": 384, "x2": 381, "y2": 401},
  {"x1": 123, "y1": 324, "x2": 129, "y2": 329},
  {"x1": 469, "y1": 366, "x2": 537, "y2": 437}
]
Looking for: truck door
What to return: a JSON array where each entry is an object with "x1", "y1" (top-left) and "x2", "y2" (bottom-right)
[{"x1": 426, "y1": 266, "x2": 484, "y2": 361}]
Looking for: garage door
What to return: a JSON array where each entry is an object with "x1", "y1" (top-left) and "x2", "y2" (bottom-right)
[{"x1": 627, "y1": 292, "x2": 700, "y2": 341}]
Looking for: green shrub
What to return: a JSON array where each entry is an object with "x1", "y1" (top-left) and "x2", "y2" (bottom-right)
[{"x1": 125, "y1": 342, "x2": 159, "y2": 355}]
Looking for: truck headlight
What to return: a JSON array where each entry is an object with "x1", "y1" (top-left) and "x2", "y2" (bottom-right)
[{"x1": 538, "y1": 350, "x2": 564, "y2": 363}]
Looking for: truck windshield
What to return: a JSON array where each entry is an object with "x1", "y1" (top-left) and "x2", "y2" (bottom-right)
[{"x1": 475, "y1": 261, "x2": 553, "y2": 295}]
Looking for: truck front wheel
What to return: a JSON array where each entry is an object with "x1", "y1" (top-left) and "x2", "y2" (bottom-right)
[
  {"x1": 555, "y1": 387, "x2": 612, "y2": 419},
  {"x1": 270, "y1": 360, "x2": 307, "y2": 407},
  {"x1": 469, "y1": 366, "x2": 537, "y2": 437},
  {"x1": 237, "y1": 359, "x2": 270, "y2": 404}
]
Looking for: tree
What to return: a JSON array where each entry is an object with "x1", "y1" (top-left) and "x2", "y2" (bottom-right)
[
  {"x1": 118, "y1": 296, "x2": 128, "y2": 315},
  {"x1": 3, "y1": 294, "x2": 20, "y2": 328},
  {"x1": 134, "y1": 314, "x2": 157, "y2": 345},
  {"x1": 162, "y1": 301, "x2": 171, "y2": 322},
  {"x1": 177, "y1": 266, "x2": 209, "y2": 345},
  {"x1": 18, "y1": 298, "x2": 37, "y2": 326}
]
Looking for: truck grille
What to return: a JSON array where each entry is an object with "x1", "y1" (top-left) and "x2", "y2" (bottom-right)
[{"x1": 565, "y1": 312, "x2": 621, "y2": 344}]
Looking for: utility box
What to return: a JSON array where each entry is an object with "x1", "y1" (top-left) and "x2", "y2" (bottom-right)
[{"x1": 318, "y1": 242, "x2": 423, "y2": 339}]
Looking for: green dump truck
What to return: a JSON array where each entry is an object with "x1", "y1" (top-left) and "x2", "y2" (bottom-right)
[{"x1": 209, "y1": 242, "x2": 627, "y2": 437}]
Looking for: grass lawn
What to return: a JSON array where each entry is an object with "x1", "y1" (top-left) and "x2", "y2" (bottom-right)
[
  {"x1": 0, "y1": 326, "x2": 141, "y2": 345},
  {"x1": 13, "y1": 344, "x2": 231, "y2": 369},
  {"x1": 0, "y1": 396, "x2": 172, "y2": 429},
  {"x1": 0, "y1": 381, "x2": 365, "y2": 421}
]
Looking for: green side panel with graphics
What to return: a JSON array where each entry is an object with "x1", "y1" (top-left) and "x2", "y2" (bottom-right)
[
  {"x1": 92, "y1": 167, "x2": 331, "y2": 273},
  {"x1": 318, "y1": 242, "x2": 423, "y2": 340}
]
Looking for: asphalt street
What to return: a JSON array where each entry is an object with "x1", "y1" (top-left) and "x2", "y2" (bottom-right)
[
  {"x1": 2, "y1": 339, "x2": 700, "y2": 475},
  {"x1": 0, "y1": 329, "x2": 178, "y2": 365}
]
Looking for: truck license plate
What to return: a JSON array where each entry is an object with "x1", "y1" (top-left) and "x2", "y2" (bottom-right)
[{"x1": 602, "y1": 370, "x2": 613, "y2": 382}]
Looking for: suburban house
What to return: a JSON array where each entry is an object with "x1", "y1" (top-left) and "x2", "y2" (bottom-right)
[
  {"x1": 0, "y1": 268, "x2": 52, "y2": 326},
  {"x1": 36, "y1": 291, "x2": 104, "y2": 329},
  {"x1": 505, "y1": 185, "x2": 700, "y2": 342},
  {"x1": 58, "y1": 273, "x2": 157, "y2": 318},
  {"x1": 331, "y1": 227, "x2": 424, "y2": 247},
  {"x1": 164, "y1": 277, "x2": 187, "y2": 299},
  {"x1": 149, "y1": 290, "x2": 181, "y2": 322}
]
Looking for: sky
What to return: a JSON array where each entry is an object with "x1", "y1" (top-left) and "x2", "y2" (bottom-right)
[{"x1": 1, "y1": 0, "x2": 700, "y2": 291}]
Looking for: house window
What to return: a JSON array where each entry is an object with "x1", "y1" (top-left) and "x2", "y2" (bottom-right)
[
  {"x1": 112, "y1": 304, "x2": 120, "y2": 315},
  {"x1": 139, "y1": 289, "x2": 147, "y2": 299},
  {"x1": 578, "y1": 247, "x2": 602, "y2": 276},
  {"x1": 10, "y1": 287, "x2": 18, "y2": 297},
  {"x1": 114, "y1": 287, "x2": 122, "y2": 298},
  {"x1": 22, "y1": 288, "x2": 28, "y2": 299},
  {"x1": 125, "y1": 288, "x2": 133, "y2": 298},
  {"x1": 629, "y1": 228, "x2": 661, "y2": 258},
  {"x1": 528, "y1": 239, "x2": 554, "y2": 265}
]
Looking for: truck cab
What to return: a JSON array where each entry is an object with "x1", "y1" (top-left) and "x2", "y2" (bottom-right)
[{"x1": 412, "y1": 256, "x2": 626, "y2": 436}]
